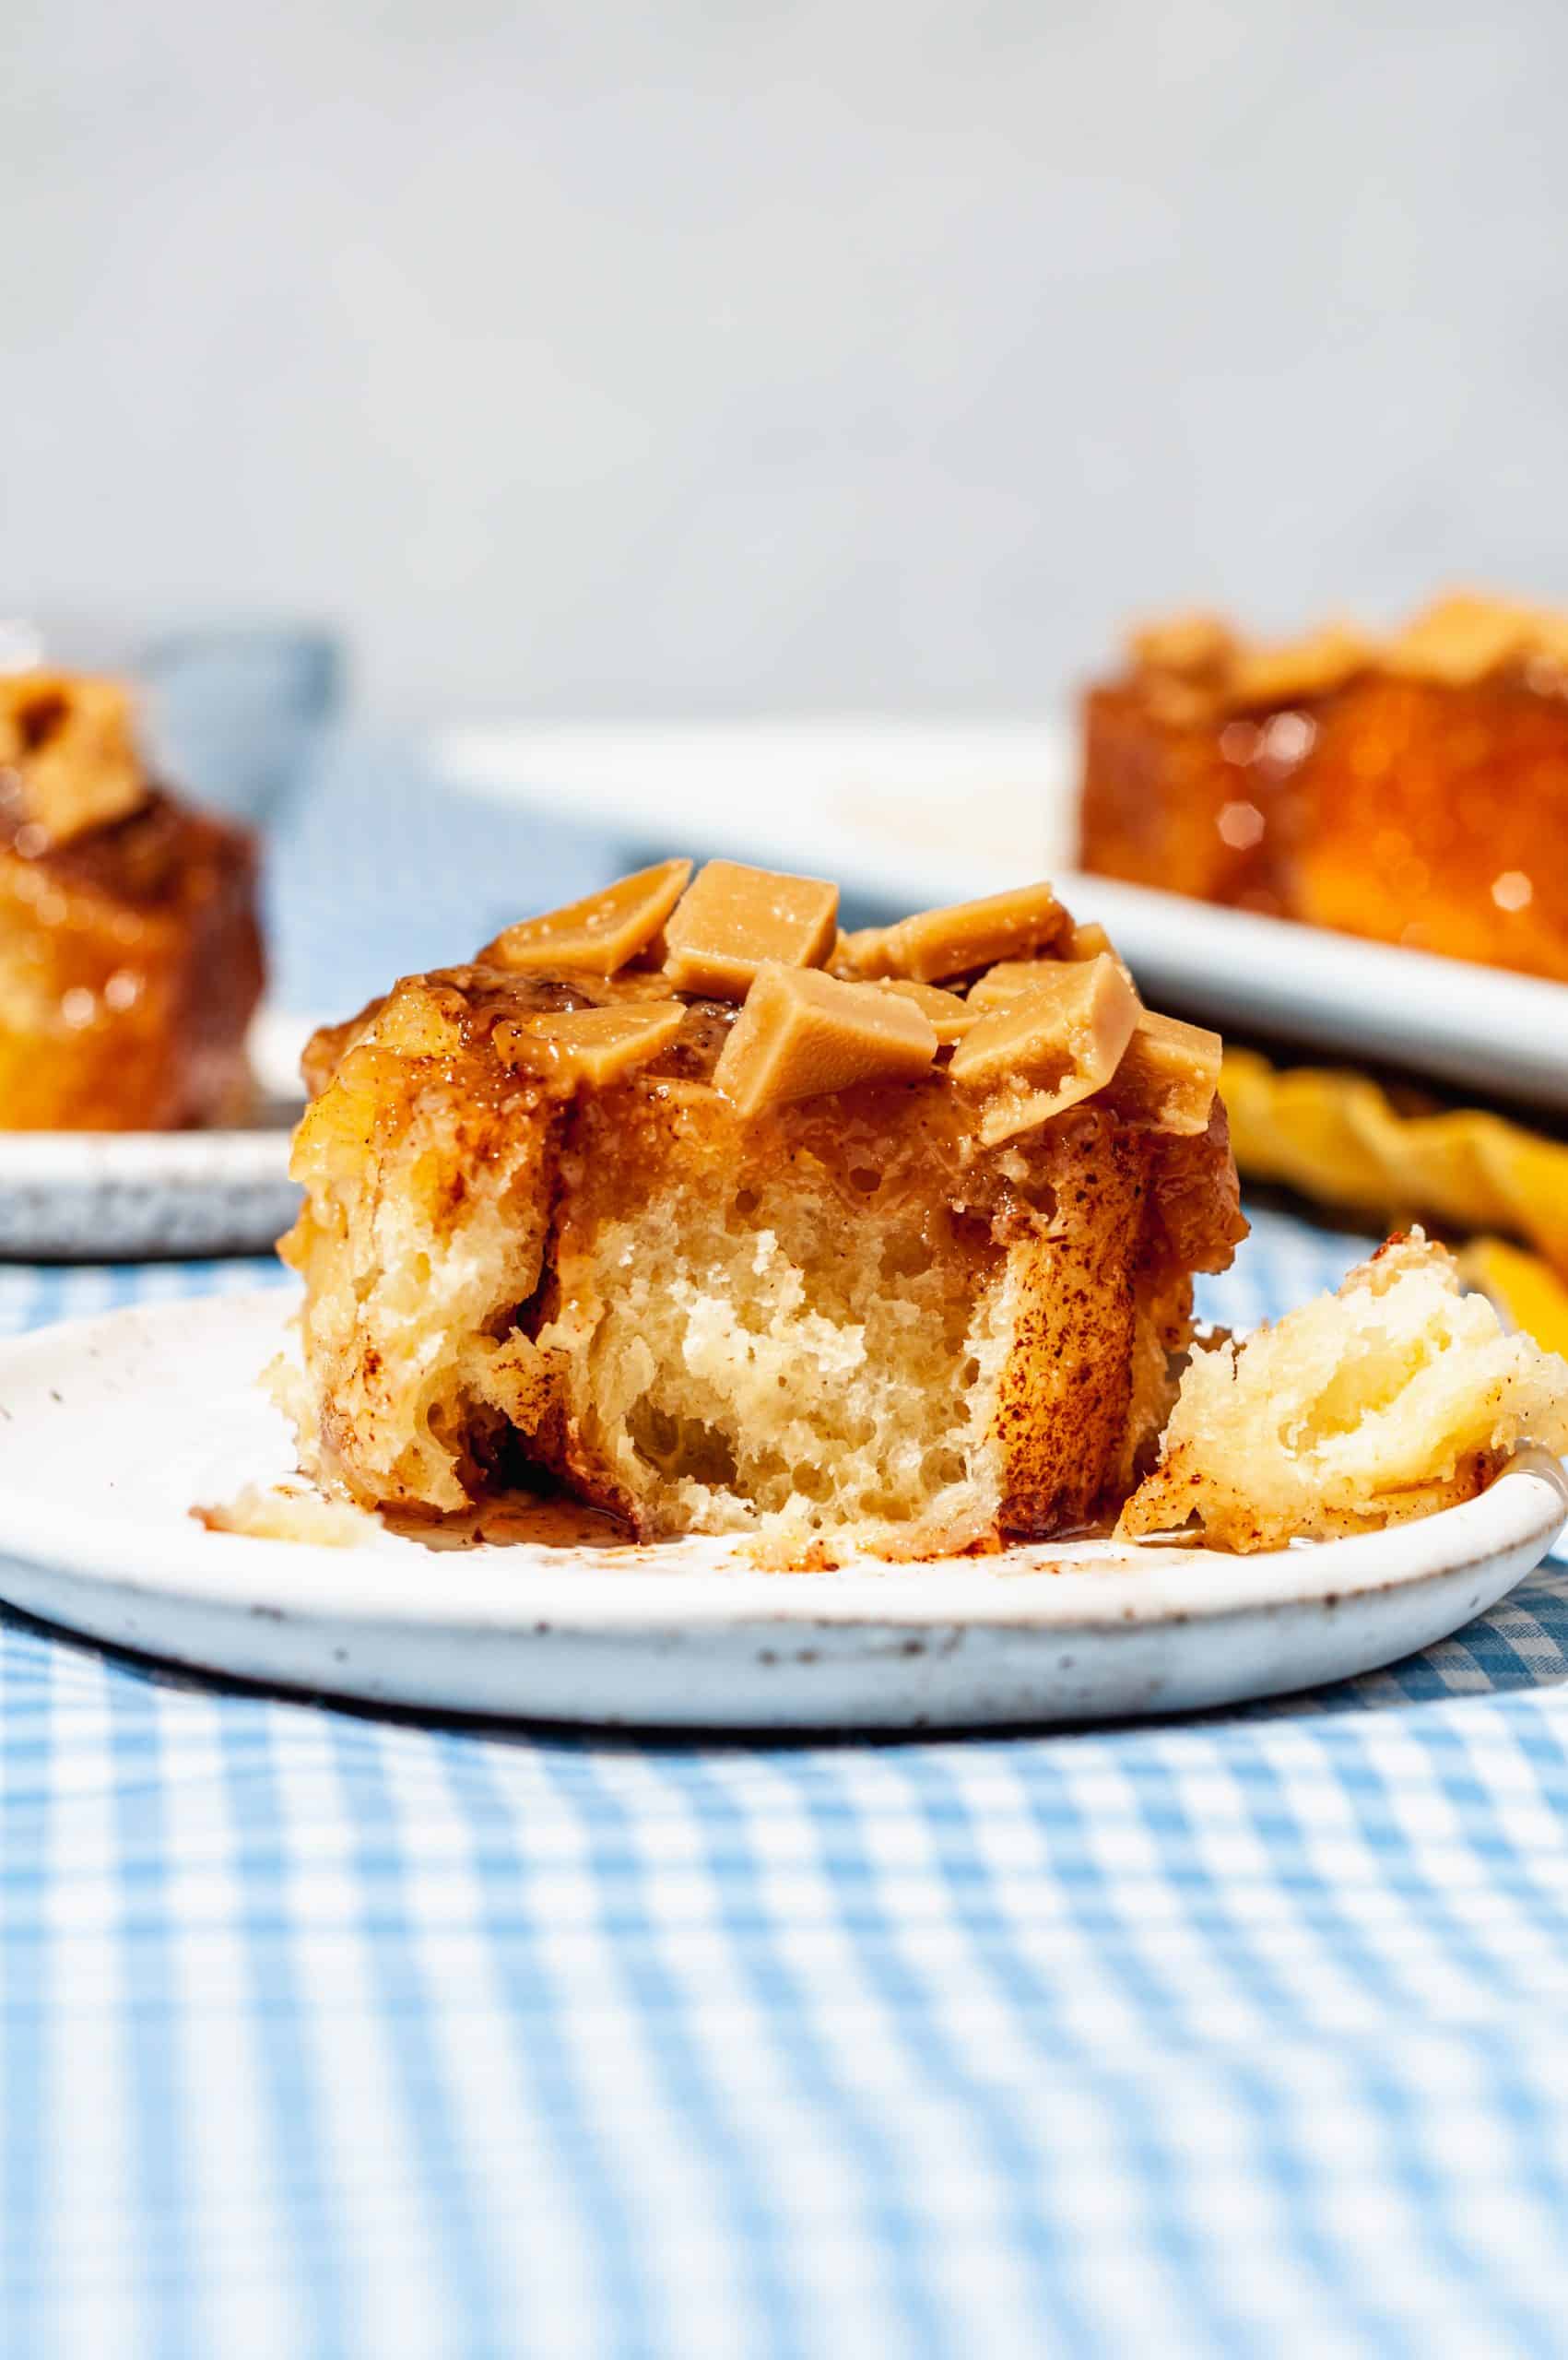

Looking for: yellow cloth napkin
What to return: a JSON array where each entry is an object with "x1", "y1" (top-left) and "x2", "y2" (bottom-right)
[
  {"x1": 1220, "y1": 1047, "x2": 1568, "y2": 1354},
  {"x1": 1221, "y1": 1047, "x2": 1568, "y2": 1273},
  {"x1": 1456, "y1": 1237, "x2": 1568, "y2": 1358}
]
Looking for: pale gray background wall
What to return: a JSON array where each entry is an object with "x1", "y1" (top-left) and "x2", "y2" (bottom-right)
[{"x1": 5, "y1": 0, "x2": 1563, "y2": 718}]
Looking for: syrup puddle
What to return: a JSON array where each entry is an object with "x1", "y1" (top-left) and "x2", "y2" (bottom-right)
[{"x1": 385, "y1": 1493, "x2": 636, "y2": 1552}]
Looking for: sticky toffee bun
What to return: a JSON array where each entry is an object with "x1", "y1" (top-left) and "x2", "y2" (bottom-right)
[
  {"x1": 0, "y1": 669, "x2": 263, "y2": 1128},
  {"x1": 1079, "y1": 593, "x2": 1568, "y2": 982},
  {"x1": 280, "y1": 861, "x2": 1245, "y2": 1562}
]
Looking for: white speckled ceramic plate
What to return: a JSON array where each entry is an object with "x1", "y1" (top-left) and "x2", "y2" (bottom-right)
[
  {"x1": 0, "y1": 1289, "x2": 1562, "y2": 1729},
  {"x1": 0, "y1": 1009, "x2": 311, "y2": 1260}
]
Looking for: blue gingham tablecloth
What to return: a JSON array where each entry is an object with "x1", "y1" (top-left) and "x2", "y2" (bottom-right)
[{"x1": 7, "y1": 738, "x2": 1568, "y2": 2359}]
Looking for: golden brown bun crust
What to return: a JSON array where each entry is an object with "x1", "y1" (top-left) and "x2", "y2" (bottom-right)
[
  {"x1": 1080, "y1": 666, "x2": 1568, "y2": 980},
  {"x1": 0, "y1": 789, "x2": 264, "y2": 1129}
]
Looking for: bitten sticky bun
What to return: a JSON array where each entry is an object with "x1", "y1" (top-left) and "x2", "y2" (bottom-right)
[{"x1": 280, "y1": 861, "x2": 1245, "y2": 1561}]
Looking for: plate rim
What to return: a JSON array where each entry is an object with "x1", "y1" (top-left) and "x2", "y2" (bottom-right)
[
  {"x1": 1, "y1": 1287, "x2": 1562, "y2": 1639},
  {"x1": 0, "y1": 1128, "x2": 294, "y2": 1174}
]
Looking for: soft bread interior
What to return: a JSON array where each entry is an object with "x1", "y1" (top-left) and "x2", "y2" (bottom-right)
[{"x1": 537, "y1": 1158, "x2": 1013, "y2": 1559}]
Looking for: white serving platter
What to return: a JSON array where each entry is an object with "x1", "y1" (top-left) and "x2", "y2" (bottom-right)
[
  {"x1": 0, "y1": 1287, "x2": 1561, "y2": 1729},
  {"x1": 0, "y1": 1007, "x2": 311, "y2": 1260},
  {"x1": 436, "y1": 716, "x2": 1568, "y2": 1111}
]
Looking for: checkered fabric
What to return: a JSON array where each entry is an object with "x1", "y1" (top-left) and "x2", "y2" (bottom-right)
[{"x1": 6, "y1": 746, "x2": 1568, "y2": 2358}]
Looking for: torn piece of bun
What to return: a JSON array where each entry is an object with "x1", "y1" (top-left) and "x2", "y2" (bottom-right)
[{"x1": 1118, "y1": 1228, "x2": 1568, "y2": 1552}]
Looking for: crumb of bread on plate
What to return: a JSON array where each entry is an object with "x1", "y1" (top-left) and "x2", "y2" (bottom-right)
[
  {"x1": 193, "y1": 1479, "x2": 369, "y2": 1547},
  {"x1": 278, "y1": 858, "x2": 1245, "y2": 1563},
  {"x1": 1118, "y1": 1229, "x2": 1568, "y2": 1552}
]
